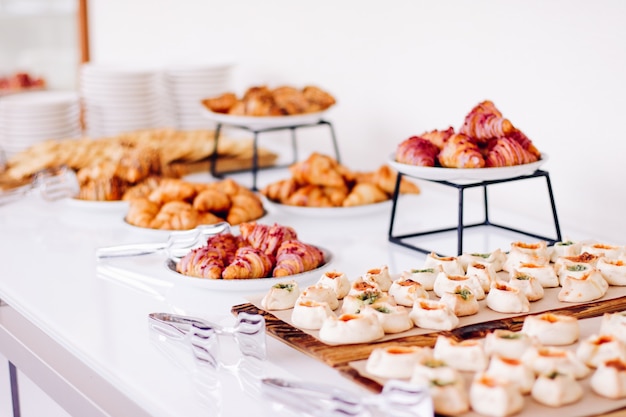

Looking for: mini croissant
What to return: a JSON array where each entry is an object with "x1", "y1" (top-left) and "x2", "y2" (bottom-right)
[{"x1": 438, "y1": 133, "x2": 485, "y2": 168}]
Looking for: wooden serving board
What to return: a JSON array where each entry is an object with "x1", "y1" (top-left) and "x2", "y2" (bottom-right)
[{"x1": 232, "y1": 294, "x2": 626, "y2": 393}]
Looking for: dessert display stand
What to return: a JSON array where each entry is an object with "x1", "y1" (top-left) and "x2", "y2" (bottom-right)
[
  {"x1": 388, "y1": 169, "x2": 562, "y2": 256},
  {"x1": 208, "y1": 120, "x2": 341, "y2": 190}
]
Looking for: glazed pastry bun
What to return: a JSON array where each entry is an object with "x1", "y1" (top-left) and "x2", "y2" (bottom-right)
[
  {"x1": 388, "y1": 277, "x2": 429, "y2": 307},
  {"x1": 469, "y1": 373, "x2": 524, "y2": 417},
  {"x1": 318, "y1": 313, "x2": 384, "y2": 345},
  {"x1": 590, "y1": 358, "x2": 626, "y2": 399},
  {"x1": 366, "y1": 345, "x2": 432, "y2": 379},
  {"x1": 317, "y1": 270, "x2": 351, "y2": 299},
  {"x1": 485, "y1": 281, "x2": 530, "y2": 314},
  {"x1": 261, "y1": 280, "x2": 300, "y2": 310},
  {"x1": 531, "y1": 371, "x2": 583, "y2": 407},
  {"x1": 521, "y1": 313, "x2": 580, "y2": 346},
  {"x1": 291, "y1": 299, "x2": 334, "y2": 330},
  {"x1": 409, "y1": 299, "x2": 459, "y2": 331},
  {"x1": 433, "y1": 335, "x2": 488, "y2": 372}
]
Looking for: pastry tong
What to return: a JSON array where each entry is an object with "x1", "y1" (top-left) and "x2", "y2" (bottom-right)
[
  {"x1": 0, "y1": 165, "x2": 79, "y2": 206},
  {"x1": 96, "y1": 221, "x2": 231, "y2": 261}
]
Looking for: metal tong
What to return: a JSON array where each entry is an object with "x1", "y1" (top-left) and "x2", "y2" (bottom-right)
[
  {"x1": 0, "y1": 165, "x2": 79, "y2": 205},
  {"x1": 96, "y1": 221, "x2": 231, "y2": 261},
  {"x1": 148, "y1": 311, "x2": 266, "y2": 369},
  {"x1": 262, "y1": 377, "x2": 433, "y2": 417}
]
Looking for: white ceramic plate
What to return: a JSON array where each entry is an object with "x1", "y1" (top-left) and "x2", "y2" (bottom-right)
[
  {"x1": 201, "y1": 108, "x2": 330, "y2": 129},
  {"x1": 164, "y1": 246, "x2": 332, "y2": 292},
  {"x1": 64, "y1": 198, "x2": 129, "y2": 211},
  {"x1": 263, "y1": 197, "x2": 393, "y2": 218},
  {"x1": 387, "y1": 153, "x2": 549, "y2": 182}
]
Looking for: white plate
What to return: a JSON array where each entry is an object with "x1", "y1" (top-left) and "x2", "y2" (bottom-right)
[
  {"x1": 64, "y1": 198, "x2": 129, "y2": 211},
  {"x1": 263, "y1": 197, "x2": 393, "y2": 218},
  {"x1": 163, "y1": 246, "x2": 332, "y2": 292},
  {"x1": 387, "y1": 152, "x2": 549, "y2": 182},
  {"x1": 201, "y1": 108, "x2": 330, "y2": 129}
]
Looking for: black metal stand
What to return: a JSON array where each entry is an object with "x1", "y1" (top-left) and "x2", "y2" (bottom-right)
[
  {"x1": 9, "y1": 361, "x2": 21, "y2": 417},
  {"x1": 388, "y1": 169, "x2": 562, "y2": 256},
  {"x1": 209, "y1": 119, "x2": 340, "y2": 191}
]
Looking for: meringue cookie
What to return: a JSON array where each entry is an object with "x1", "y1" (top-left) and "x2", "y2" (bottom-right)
[
  {"x1": 508, "y1": 272, "x2": 545, "y2": 301},
  {"x1": 361, "y1": 302, "x2": 414, "y2": 334},
  {"x1": 458, "y1": 248, "x2": 506, "y2": 272},
  {"x1": 400, "y1": 266, "x2": 439, "y2": 291},
  {"x1": 261, "y1": 280, "x2": 300, "y2": 310},
  {"x1": 558, "y1": 269, "x2": 609, "y2": 303},
  {"x1": 291, "y1": 299, "x2": 335, "y2": 330},
  {"x1": 363, "y1": 265, "x2": 393, "y2": 292},
  {"x1": 470, "y1": 373, "x2": 524, "y2": 417},
  {"x1": 318, "y1": 313, "x2": 384, "y2": 345},
  {"x1": 576, "y1": 334, "x2": 626, "y2": 368},
  {"x1": 433, "y1": 272, "x2": 485, "y2": 300},
  {"x1": 388, "y1": 277, "x2": 429, "y2": 307},
  {"x1": 466, "y1": 261, "x2": 497, "y2": 292},
  {"x1": 366, "y1": 345, "x2": 432, "y2": 379},
  {"x1": 484, "y1": 329, "x2": 534, "y2": 360},
  {"x1": 514, "y1": 262, "x2": 560, "y2": 288},
  {"x1": 439, "y1": 285, "x2": 479, "y2": 317},
  {"x1": 486, "y1": 354, "x2": 536, "y2": 394},
  {"x1": 298, "y1": 284, "x2": 339, "y2": 310},
  {"x1": 485, "y1": 281, "x2": 530, "y2": 314},
  {"x1": 522, "y1": 346, "x2": 590, "y2": 379},
  {"x1": 433, "y1": 334, "x2": 488, "y2": 372},
  {"x1": 550, "y1": 239, "x2": 582, "y2": 263},
  {"x1": 531, "y1": 371, "x2": 583, "y2": 407},
  {"x1": 424, "y1": 252, "x2": 464, "y2": 276},
  {"x1": 522, "y1": 313, "x2": 579, "y2": 346},
  {"x1": 317, "y1": 270, "x2": 351, "y2": 299},
  {"x1": 409, "y1": 299, "x2": 459, "y2": 331},
  {"x1": 590, "y1": 358, "x2": 626, "y2": 399},
  {"x1": 410, "y1": 359, "x2": 469, "y2": 417},
  {"x1": 597, "y1": 257, "x2": 626, "y2": 286}
]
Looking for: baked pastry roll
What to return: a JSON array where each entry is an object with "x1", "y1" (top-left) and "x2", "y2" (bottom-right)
[
  {"x1": 424, "y1": 252, "x2": 464, "y2": 276},
  {"x1": 409, "y1": 299, "x2": 459, "y2": 331},
  {"x1": 419, "y1": 126, "x2": 455, "y2": 149},
  {"x1": 273, "y1": 240, "x2": 325, "y2": 277},
  {"x1": 522, "y1": 346, "x2": 590, "y2": 379},
  {"x1": 581, "y1": 242, "x2": 624, "y2": 260},
  {"x1": 317, "y1": 270, "x2": 351, "y2": 299},
  {"x1": 361, "y1": 302, "x2": 413, "y2": 334},
  {"x1": 458, "y1": 249, "x2": 506, "y2": 272},
  {"x1": 433, "y1": 335, "x2": 488, "y2": 372},
  {"x1": 439, "y1": 285, "x2": 480, "y2": 317},
  {"x1": 289, "y1": 152, "x2": 345, "y2": 188},
  {"x1": 342, "y1": 182, "x2": 388, "y2": 207},
  {"x1": 437, "y1": 133, "x2": 485, "y2": 168},
  {"x1": 410, "y1": 359, "x2": 469, "y2": 416},
  {"x1": 558, "y1": 269, "x2": 608, "y2": 302},
  {"x1": 298, "y1": 284, "x2": 339, "y2": 311},
  {"x1": 590, "y1": 358, "x2": 626, "y2": 399},
  {"x1": 318, "y1": 313, "x2": 384, "y2": 345},
  {"x1": 503, "y1": 240, "x2": 550, "y2": 273},
  {"x1": 465, "y1": 261, "x2": 497, "y2": 293},
  {"x1": 395, "y1": 136, "x2": 440, "y2": 167},
  {"x1": 485, "y1": 136, "x2": 540, "y2": 167},
  {"x1": 239, "y1": 221, "x2": 298, "y2": 257},
  {"x1": 485, "y1": 281, "x2": 530, "y2": 314},
  {"x1": 597, "y1": 257, "x2": 626, "y2": 286},
  {"x1": 513, "y1": 262, "x2": 560, "y2": 288},
  {"x1": 366, "y1": 345, "x2": 432, "y2": 379},
  {"x1": 508, "y1": 272, "x2": 545, "y2": 301},
  {"x1": 291, "y1": 299, "x2": 334, "y2": 330},
  {"x1": 576, "y1": 334, "x2": 626, "y2": 368},
  {"x1": 399, "y1": 267, "x2": 439, "y2": 291},
  {"x1": 531, "y1": 371, "x2": 583, "y2": 407},
  {"x1": 261, "y1": 280, "x2": 300, "y2": 311},
  {"x1": 433, "y1": 272, "x2": 485, "y2": 300},
  {"x1": 521, "y1": 313, "x2": 580, "y2": 346},
  {"x1": 469, "y1": 373, "x2": 524, "y2": 417},
  {"x1": 600, "y1": 311, "x2": 626, "y2": 344},
  {"x1": 550, "y1": 239, "x2": 582, "y2": 263},
  {"x1": 459, "y1": 100, "x2": 515, "y2": 143},
  {"x1": 388, "y1": 277, "x2": 429, "y2": 307},
  {"x1": 486, "y1": 354, "x2": 536, "y2": 394},
  {"x1": 222, "y1": 246, "x2": 274, "y2": 279},
  {"x1": 484, "y1": 329, "x2": 534, "y2": 360},
  {"x1": 363, "y1": 265, "x2": 393, "y2": 292}
]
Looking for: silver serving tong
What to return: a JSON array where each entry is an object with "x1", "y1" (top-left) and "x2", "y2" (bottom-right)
[
  {"x1": 96, "y1": 221, "x2": 231, "y2": 261},
  {"x1": 261, "y1": 377, "x2": 433, "y2": 417},
  {"x1": 0, "y1": 165, "x2": 79, "y2": 205},
  {"x1": 148, "y1": 311, "x2": 267, "y2": 369}
]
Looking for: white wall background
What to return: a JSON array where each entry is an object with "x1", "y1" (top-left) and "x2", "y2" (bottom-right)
[{"x1": 88, "y1": 0, "x2": 626, "y2": 243}]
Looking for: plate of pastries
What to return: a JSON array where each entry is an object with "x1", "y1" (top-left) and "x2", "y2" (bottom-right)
[
  {"x1": 259, "y1": 152, "x2": 421, "y2": 217},
  {"x1": 167, "y1": 221, "x2": 331, "y2": 291},
  {"x1": 389, "y1": 100, "x2": 548, "y2": 181},
  {"x1": 201, "y1": 84, "x2": 336, "y2": 129}
]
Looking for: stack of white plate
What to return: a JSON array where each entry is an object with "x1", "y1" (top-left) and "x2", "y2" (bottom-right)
[
  {"x1": 0, "y1": 90, "x2": 81, "y2": 157},
  {"x1": 80, "y1": 64, "x2": 169, "y2": 138},
  {"x1": 163, "y1": 63, "x2": 234, "y2": 130}
]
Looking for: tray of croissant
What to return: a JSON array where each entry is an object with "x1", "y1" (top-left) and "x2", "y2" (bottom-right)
[
  {"x1": 260, "y1": 152, "x2": 421, "y2": 216},
  {"x1": 200, "y1": 84, "x2": 336, "y2": 129},
  {"x1": 390, "y1": 101, "x2": 548, "y2": 182}
]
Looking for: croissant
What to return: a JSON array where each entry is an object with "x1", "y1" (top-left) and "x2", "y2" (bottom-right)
[
  {"x1": 459, "y1": 100, "x2": 515, "y2": 143},
  {"x1": 205, "y1": 233, "x2": 242, "y2": 264},
  {"x1": 371, "y1": 165, "x2": 420, "y2": 195},
  {"x1": 201, "y1": 92, "x2": 238, "y2": 114},
  {"x1": 438, "y1": 133, "x2": 485, "y2": 168},
  {"x1": 176, "y1": 246, "x2": 225, "y2": 279},
  {"x1": 321, "y1": 184, "x2": 350, "y2": 206},
  {"x1": 419, "y1": 127, "x2": 455, "y2": 149},
  {"x1": 302, "y1": 85, "x2": 337, "y2": 112},
  {"x1": 272, "y1": 86, "x2": 308, "y2": 115},
  {"x1": 148, "y1": 178, "x2": 197, "y2": 205},
  {"x1": 239, "y1": 222, "x2": 298, "y2": 256},
  {"x1": 197, "y1": 211, "x2": 224, "y2": 226},
  {"x1": 226, "y1": 193, "x2": 265, "y2": 225},
  {"x1": 342, "y1": 182, "x2": 388, "y2": 207},
  {"x1": 273, "y1": 240, "x2": 325, "y2": 277},
  {"x1": 506, "y1": 129, "x2": 542, "y2": 159},
  {"x1": 485, "y1": 136, "x2": 540, "y2": 167},
  {"x1": 125, "y1": 197, "x2": 159, "y2": 228},
  {"x1": 289, "y1": 152, "x2": 345, "y2": 187},
  {"x1": 193, "y1": 189, "x2": 231, "y2": 213},
  {"x1": 222, "y1": 247, "x2": 274, "y2": 279},
  {"x1": 149, "y1": 201, "x2": 198, "y2": 230},
  {"x1": 395, "y1": 136, "x2": 440, "y2": 167},
  {"x1": 260, "y1": 178, "x2": 298, "y2": 203},
  {"x1": 285, "y1": 184, "x2": 334, "y2": 207}
]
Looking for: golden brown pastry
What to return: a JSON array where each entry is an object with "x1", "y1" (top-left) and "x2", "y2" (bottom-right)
[
  {"x1": 459, "y1": 100, "x2": 515, "y2": 143},
  {"x1": 302, "y1": 85, "x2": 336, "y2": 112},
  {"x1": 197, "y1": 211, "x2": 224, "y2": 226},
  {"x1": 150, "y1": 201, "x2": 198, "y2": 230},
  {"x1": 148, "y1": 178, "x2": 197, "y2": 205},
  {"x1": 226, "y1": 193, "x2": 265, "y2": 225},
  {"x1": 201, "y1": 92, "x2": 238, "y2": 114},
  {"x1": 342, "y1": 182, "x2": 388, "y2": 207},
  {"x1": 419, "y1": 127, "x2": 455, "y2": 150},
  {"x1": 122, "y1": 176, "x2": 163, "y2": 200},
  {"x1": 193, "y1": 189, "x2": 231, "y2": 213},
  {"x1": 371, "y1": 165, "x2": 420, "y2": 195},
  {"x1": 239, "y1": 221, "x2": 298, "y2": 256},
  {"x1": 260, "y1": 178, "x2": 298, "y2": 203},
  {"x1": 289, "y1": 152, "x2": 345, "y2": 187},
  {"x1": 285, "y1": 184, "x2": 334, "y2": 207},
  {"x1": 273, "y1": 240, "x2": 325, "y2": 277},
  {"x1": 438, "y1": 133, "x2": 485, "y2": 168},
  {"x1": 176, "y1": 246, "x2": 225, "y2": 279},
  {"x1": 222, "y1": 247, "x2": 274, "y2": 279},
  {"x1": 272, "y1": 86, "x2": 308, "y2": 115},
  {"x1": 485, "y1": 136, "x2": 540, "y2": 167},
  {"x1": 395, "y1": 136, "x2": 440, "y2": 167},
  {"x1": 125, "y1": 198, "x2": 160, "y2": 228}
]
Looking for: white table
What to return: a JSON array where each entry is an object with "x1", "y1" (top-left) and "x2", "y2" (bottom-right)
[{"x1": 0, "y1": 169, "x2": 591, "y2": 417}]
